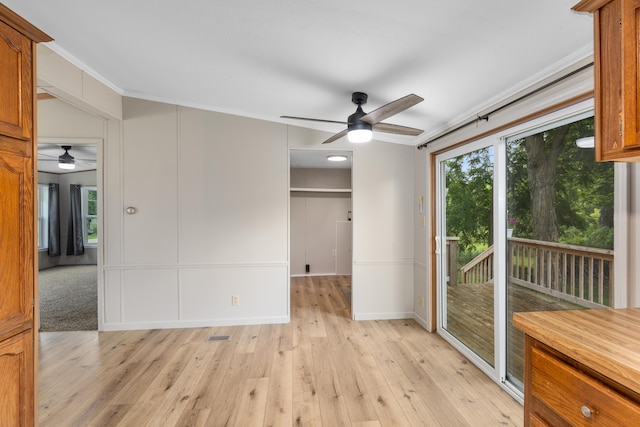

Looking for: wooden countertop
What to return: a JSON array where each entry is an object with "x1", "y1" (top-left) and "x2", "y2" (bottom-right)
[{"x1": 513, "y1": 308, "x2": 640, "y2": 394}]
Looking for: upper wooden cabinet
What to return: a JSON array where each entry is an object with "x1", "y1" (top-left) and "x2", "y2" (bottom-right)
[
  {"x1": 0, "y1": 19, "x2": 33, "y2": 148},
  {"x1": 574, "y1": 0, "x2": 640, "y2": 161},
  {"x1": 0, "y1": 4, "x2": 51, "y2": 426}
]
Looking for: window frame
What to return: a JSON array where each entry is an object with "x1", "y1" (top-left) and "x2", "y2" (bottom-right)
[
  {"x1": 37, "y1": 183, "x2": 49, "y2": 251},
  {"x1": 81, "y1": 185, "x2": 98, "y2": 247}
]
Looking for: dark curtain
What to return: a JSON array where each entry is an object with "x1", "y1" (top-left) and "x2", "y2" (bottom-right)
[
  {"x1": 67, "y1": 184, "x2": 85, "y2": 256},
  {"x1": 47, "y1": 183, "x2": 60, "y2": 256}
]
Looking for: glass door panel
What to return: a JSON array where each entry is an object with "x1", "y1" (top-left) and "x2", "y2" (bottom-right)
[
  {"x1": 505, "y1": 114, "x2": 614, "y2": 390},
  {"x1": 441, "y1": 145, "x2": 495, "y2": 367}
]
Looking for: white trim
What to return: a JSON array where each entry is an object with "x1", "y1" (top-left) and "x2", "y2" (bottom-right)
[
  {"x1": 413, "y1": 261, "x2": 427, "y2": 270},
  {"x1": 413, "y1": 312, "x2": 429, "y2": 330},
  {"x1": 354, "y1": 311, "x2": 414, "y2": 321},
  {"x1": 290, "y1": 273, "x2": 347, "y2": 278},
  {"x1": 353, "y1": 259, "x2": 413, "y2": 266},
  {"x1": 103, "y1": 261, "x2": 288, "y2": 270},
  {"x1": 101, "y1": 316, "x2": 290, "y2": 332},
  {"x1": 45, "y1": 42, "x2": 125, "y2": 95},
  {"x1": 613, "y1": 162, "x2": 629, "y2": 308}
]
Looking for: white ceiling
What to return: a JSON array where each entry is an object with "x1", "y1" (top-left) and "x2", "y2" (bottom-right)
[
  {"x1": 7, "y1": 1, "x2": 593, "y2": 147},
  {"x1": 290, "y1": 150, "x2": 352, "y2": 170}
]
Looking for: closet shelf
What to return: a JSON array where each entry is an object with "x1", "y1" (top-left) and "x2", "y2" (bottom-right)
[{"x1": 290, "y1": 188, "x2": 352, "y2": 193}]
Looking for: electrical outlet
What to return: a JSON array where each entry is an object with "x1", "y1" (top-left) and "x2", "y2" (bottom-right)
[
  {"x1": 418, "y1": 296, "x2": 425, "y2": 307},
  {"x1": 232, "y1": 295, "x2": 240, "y2": 306}
]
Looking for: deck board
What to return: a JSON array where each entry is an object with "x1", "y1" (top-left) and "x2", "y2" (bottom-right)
[{"x1": 446, "y1": 281, "x2": 585, "y2": 383}]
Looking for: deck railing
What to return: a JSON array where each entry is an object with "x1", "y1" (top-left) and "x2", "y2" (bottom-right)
[
  {"x1": 456, "y1": 237, "x2": 613, "y2": 308},
  {"x1": 460, "y1": 245, "x2": 494, "y2": 285}
]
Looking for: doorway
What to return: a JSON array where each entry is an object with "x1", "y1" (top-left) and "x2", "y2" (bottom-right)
[
  {"x1": 36, "y1": 98, "x2": 104, "y2": 331},
  {"x1": 290, "y1": 149, "x2": 353, "y2": 314}
]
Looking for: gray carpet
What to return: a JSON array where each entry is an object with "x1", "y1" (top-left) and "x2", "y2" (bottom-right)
[{"x1": 38, "y1": 265, "x2": 98, "y2": 332}]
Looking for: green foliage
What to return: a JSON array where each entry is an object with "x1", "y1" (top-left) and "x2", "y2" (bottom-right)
[
  {"x1": 445, "y1": 115, "x2": 614, "y2": 255},
  {"x1": 445, "y1": 147, "x2": 493, "y2": 251},
  {"x1": 87, "y1": 190, "x2": 98, "y2": 215},
  {"x1": 506, "y1": 115, "x2": 613, "y2": 249}
]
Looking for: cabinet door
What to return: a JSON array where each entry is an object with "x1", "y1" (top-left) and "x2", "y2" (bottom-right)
[
  {"x1": 0, "y1": 19, "x2": 33, "y2": 152},
  {"x1": 590, "y1": 0, "x2": 640, "y2": 161},
  {"x1": 0, "y1": 151, "x2": 34, "y2": 337},
  {"x1": 621, "y1": 0, "x2": 640, "y2": 152},
  {"x1": 0, "y1": 331, "x2": 34, "y2": 427}
]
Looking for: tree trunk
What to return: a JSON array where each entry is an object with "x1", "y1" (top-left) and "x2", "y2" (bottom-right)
[{"x1": 525, "y1": 126, "x2": 569, "y2": 242}]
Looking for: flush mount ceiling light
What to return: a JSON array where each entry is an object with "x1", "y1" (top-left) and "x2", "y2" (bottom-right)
[
  {"x1": 327, "y1": 155, "x2": 348, "y2": 162},
  {"x1": 58, "y1": 145, "x2": 76, "y2": 170},
  {"x1": 576, "y1": 136, "x2": 595, "y2": 149}
]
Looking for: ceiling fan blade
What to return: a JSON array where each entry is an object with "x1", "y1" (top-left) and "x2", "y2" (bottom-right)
[
  {"x1": 38, "y1": 158, "x2": 95, "y2": 165},
  {"x1": 360, "y1": 94, "x2": 424, "y2": 125},
  {"x1": 322, "y1": 129, "x2": 348, "y2": 144},
  {"x1": 281, "y1": 115, "x2": 347, "y2": 125},
  {"x1": 373, "y1": 122, "x2": 424, "y2": 136}
]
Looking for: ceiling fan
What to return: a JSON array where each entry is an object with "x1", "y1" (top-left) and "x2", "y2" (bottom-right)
[
  {"x1": 282, "y1": 92, "x2": 424, "y2": 144},
  {"x1": 38, "y1": 145, "x2": 95, "y2": 170}
]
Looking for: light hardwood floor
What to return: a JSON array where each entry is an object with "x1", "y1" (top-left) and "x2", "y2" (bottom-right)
[{"x1": 38, "y1": 276, "x2": 523, "y2": 426}]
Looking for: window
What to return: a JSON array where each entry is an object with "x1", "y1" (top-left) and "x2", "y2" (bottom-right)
[
  {"x1": 82, "y1": 186, "x2": 98, "y2": 246},
  {"x1": 37, "y1": 184, "x2": 49, "y2": 250}
]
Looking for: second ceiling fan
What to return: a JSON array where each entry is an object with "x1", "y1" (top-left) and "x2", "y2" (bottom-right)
[{"x1": 282, "y1": 92, "x2": 424, "y2": 144}]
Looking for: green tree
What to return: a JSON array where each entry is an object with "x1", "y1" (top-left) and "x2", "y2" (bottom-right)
[
  {"x1": 507, "y1": 116, "x2": 613, "y2": 249},
  {"x1": 445, "y1": 147, "x2": 493, "y2": 251}
]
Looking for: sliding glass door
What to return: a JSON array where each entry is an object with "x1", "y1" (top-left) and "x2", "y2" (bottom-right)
[{"x1": 435, "y1": 103, "x2": 617, "y2": 394}]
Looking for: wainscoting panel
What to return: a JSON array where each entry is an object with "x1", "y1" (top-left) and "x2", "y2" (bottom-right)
[
  {"x1": 122, "y1": 268, "x2": 180, "y2": 324},
  {"x1": 180, "y1": 264, "x2": 288, "y2": 325},
  {"x1": 102, "y1": 264, "x2": 288, "y2": 330},
  {"x1": 352, "y1": 260, "x2": 414, "y2": 320}
]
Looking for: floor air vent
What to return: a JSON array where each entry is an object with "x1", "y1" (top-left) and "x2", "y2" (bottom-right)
[{"x1": 206, "y1": 335, "x2": 231, "y2": 342}]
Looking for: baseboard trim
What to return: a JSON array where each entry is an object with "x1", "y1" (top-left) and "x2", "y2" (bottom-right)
[
  {"x1": 101, "y1": 315, "x2": 289, "y2": 331},
  {"x1": 353, "y1": 311, "x2": 413, "y2": 321}
]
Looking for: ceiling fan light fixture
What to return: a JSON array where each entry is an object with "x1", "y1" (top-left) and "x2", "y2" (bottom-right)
[
  {"x1": 348, "y1": 128, "x2": 372, "y2": 143},
  {"x1": 327, "y1": 155, "x2": 348, "y2": 162},
  {"x1": 58, "y1": 145, "x2": 76, "y2": 170}
]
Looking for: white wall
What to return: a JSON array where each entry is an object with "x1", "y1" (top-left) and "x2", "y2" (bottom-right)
[
  {"x1": 103, "y1": 98, "x2": 290, "y2": 330},
  {"x1": 37, "y1": 46, "x2": 420, "y2": 329},
  {"x1": 351, "y1": 141, "x2": 415, "y2": 320}
]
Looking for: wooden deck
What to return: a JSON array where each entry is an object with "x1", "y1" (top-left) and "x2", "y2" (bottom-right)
[{"x1": 446, "y1": 281, "x2": 584, "y2": 384}]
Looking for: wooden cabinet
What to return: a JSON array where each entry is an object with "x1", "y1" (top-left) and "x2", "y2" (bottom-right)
[
  {"x1": 574, "y1": 0, "x2": 640, "y2": 161},
  {"x1": 0, "y1": 4, "x2": 51, "y2": 426},
  {"x1": 0, "y1": 151, "x2": 34, "y2": 338},
  {"x1": 0, "y1": 331, "x2": 34, "y2": 427},
  {"x1": 514, "y1": 309, "x2": 640, "y2": 426},
  {"x1": 0, "y1": 19, "x2": 33, "y2": 149}
]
